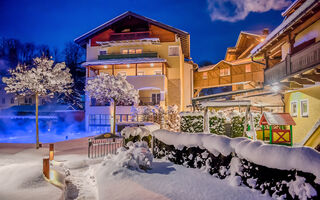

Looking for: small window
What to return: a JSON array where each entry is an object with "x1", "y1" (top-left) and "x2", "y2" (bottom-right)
[
  {"x1": 168, "y1": 46, "x2": 179, "y2": 56},
  {"x1": 129, "y1": 49, "x2": 136, "y2": 54},
  {"x1": 25, "y1": 98, "x2": 28, "y2": 104},
  {"x1": 10, "y1": 98, "x2": 14, "y2": 104},
  {"x1": 300, "y1": 99, "x2": 308, "y2": 117},
  {"x1": 154, "y1": 71, "x2": 162, "y2": 75},
  {"x1": 121, "y1": 49, "x2": 128, "y2": 54},
  {"x1": 99, "y1": 50, "x2": 107, "y2": 55},
  {"x1": 245, "y1": 64, "x2": 251, "y2": 73},
  {"x1": 28, "y1": 98, "x2": 32, "y2": 104},
  {"x1": 203, "y1": 72, "x2": 208, "y2": 80},
  {"x1": 220, "y1": 68, "x2": 230, "y2": 76},
  {"x1": 137, "y1": 71, "x2": 144, "y2": 76},
  {"x1": 135, "y1": 49, "x2": 142, "y2": 54},
  {"x1": 291, "y1": 101, "x2": 298, "y2": 117}
]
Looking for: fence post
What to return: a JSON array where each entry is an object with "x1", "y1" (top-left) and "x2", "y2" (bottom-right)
[
  {"x1": 43, "y1": 158, "x2": 50, "y2": 179},
  {"x1": 88, "y1": 138, "x2": 92, "y2": 158},
  {"x1": 49, "y1": 144, "x2": 54, "y2": 161}
]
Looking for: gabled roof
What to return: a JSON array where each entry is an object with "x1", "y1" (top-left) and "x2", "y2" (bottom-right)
[
  {"x1": 74, "y1": 11, "x2": 190, "y2": 57},
  {"x1": 259, "y1": 112, "x2": 296, "y2": 126}
]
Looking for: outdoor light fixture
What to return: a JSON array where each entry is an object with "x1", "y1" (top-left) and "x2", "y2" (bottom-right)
[
  {"x1": 127, "y1": 64, "x2": 130, "y2": 68},
  {"x1": 104, "y1": 65, "x2": 108, "y2": 69},
  {"x1": 150, "y1": 63, "x2": 154, "y2": 67}
]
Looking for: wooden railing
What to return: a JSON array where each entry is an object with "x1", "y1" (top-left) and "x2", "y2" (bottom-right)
[
  {"x1": 265, "y1": 41, "x2": 320, "y2": 85},
  {"x1": 88, "y1": 137, "x2": 123, "y2": 158},
  {"x1": 98, "y1": 52, "x2": 158, "y2": 60},
  {"x1": 109, "y1": 31, "x2": 150, "y2": 41}
]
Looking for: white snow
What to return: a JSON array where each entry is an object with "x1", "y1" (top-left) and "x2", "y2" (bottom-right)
[
  {"x1": 287, "y1": 175, "x2": 317, "y2": 200},
  {"x1": 152, "y1": 129, "x2": 320, "y2": 181}
]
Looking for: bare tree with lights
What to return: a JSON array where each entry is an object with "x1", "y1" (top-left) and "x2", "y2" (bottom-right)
[
  {"x1": 2, "y1": 57, "x2": 73, "y2": 148},
  {"x1": 85, "y1": 73, "x2": 139, "y2": 134}
]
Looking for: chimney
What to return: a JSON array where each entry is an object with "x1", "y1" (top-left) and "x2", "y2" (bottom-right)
[{"x1": 262, "y1": 28, "x2": 269, "y2": 35}]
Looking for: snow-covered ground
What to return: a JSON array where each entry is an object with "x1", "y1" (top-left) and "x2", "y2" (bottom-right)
[{"x1": 0, "y1": 145, "x2": 272, "y2": 200}]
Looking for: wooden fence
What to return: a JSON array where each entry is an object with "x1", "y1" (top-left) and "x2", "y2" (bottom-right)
[{"x1": 88, "y1": 137, "x2": 123, "y2": 158}]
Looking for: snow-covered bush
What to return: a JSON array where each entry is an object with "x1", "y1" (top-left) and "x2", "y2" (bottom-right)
[
  {"x1": 152, "y1": 130, "x2": 320, "y2": 199},
  {"x1": 180, "y1": 112, "x2": 203, "y2": 133},
  {"x1": 209, "y1": 111, "x2": 226, "y2": 135},
  {"x1": 103, "y1": 141, "x2": 153, "y2": 171},
  {"x1": 121, "y1": 124, "x2": 159, "y2": 147},
  {"x1": 167, "y1": 105, "x2": 180, "y2": 131},
  {"x1": 230, "y1": 111, "x2": 245, "y2": 138}
]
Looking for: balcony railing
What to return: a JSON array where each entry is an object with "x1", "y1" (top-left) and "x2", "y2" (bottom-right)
[
  {"x1": 109, "y1": 31, "x2": 150, "y2": 41},
  {"x1": 265, "y1": 41, "x2": 320, "y2": 85},
  {"x1": 98, "y1": 52, "x2": 158, "y2": 60}
]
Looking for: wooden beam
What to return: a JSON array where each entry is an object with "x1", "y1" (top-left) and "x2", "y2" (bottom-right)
[
  {"x1": 300, "y1": 74, "x2": 320, "y2": 82},
  {"x1": 288, "y1": 77, "x2": 315, "y2": 85},
  {"x1": 112, "y1": 65, "x2": 115, "y2": 75},
  {"x1": 135, "y1": 63, "x2": 138, "y2": 76},
  {"x1": 281, "y1": 81, "x2": 303, "y2": 89}
]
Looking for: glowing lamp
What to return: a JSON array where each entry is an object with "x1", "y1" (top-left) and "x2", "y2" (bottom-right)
[
  {"x1": 104, "y1": 65, "x2": 108, "y2": 69},
  {"x1": 127, "y1": 64, "x2": 130, "y2": 68},
  {"x1": 150, "y1": 63, "x2": 154, "y2": 67},
  {"x1": 49, "y1": 143, "x2": 54, "y2": 161}
]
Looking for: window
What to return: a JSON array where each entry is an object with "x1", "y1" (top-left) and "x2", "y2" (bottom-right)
[
  {"x1": 290, "y1": 101, "x2": 298, "y2": 117},
  {"x1": 1, "y1": 98, "x2": 5, "y2": 104},
  {"x1": 89, "y1": 114, "x2": 110, "y2": 125},
  {"x1": 10, "y1": 98, "x2": 14, "y2": 104},
  {"x1": 25, "y1": 98, "x2": 28, "y2": 104},
  {"x1": 121, "y1": 48, "x2": 142, "y2": 54},
  {"x1": 203, "y1": 72, "x2": 208, "y2": 80},
  {"x1": 220, "y1": 68, "x2": 230, "y2": 76},
  {"x1": 154, "y1": 70, "x2": 162, "y2": 75},
  {"x1": 168, "y1": 46, "x2": 179, "y2": 56},
  {"x1": 152, "y1": 93, "x2": 161, "y2": 105},
  {"x1": 28, "y1": 98, "x2": 32, "y2": 104},
  {"x1": 137, "y1": 71, "x2": 144, "y2": 76},
  {"x1": 99, "y1": 50, "x2": 107, "y2": 55},
  {"x1": 300, "y1": 99, "x2": 308, "y2": 117},
  {"x1": 245, "y1": 64, "x2": 251, "y2": 73}
]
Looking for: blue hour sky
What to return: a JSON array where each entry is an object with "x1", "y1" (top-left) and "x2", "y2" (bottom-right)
[{"x1": 0, "y1": 0, "x2": 292, "y2": 64}]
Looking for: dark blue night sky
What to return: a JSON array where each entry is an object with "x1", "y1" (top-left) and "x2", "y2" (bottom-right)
[{"x1": 0, "y1": 0, "x2": 291, "y2": 64}]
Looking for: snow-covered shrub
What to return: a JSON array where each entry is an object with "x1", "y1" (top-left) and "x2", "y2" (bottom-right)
[
  {"x1": 252, "y1": 112, "x2": 261, "y2": 129},
  {"x1": 230, "y1": 111, "x2": 245, "y2": 138},
  {"x1": 153, "y1": 106, "x2": 166, "y2": 128},
  {"x1": 209, "y1": 111, "x2": 226, "y2": 135},
  {"x1": 167, "y1": 105, "x2": 180, "y2": 131},
  {"x1": 141, "y1": 106, "x2": 154, "y2": 122},
  {"x1": 103, "y1": 141, "x2": 153, "y2": 171},
  {"x1": 121, "y1": 124, "x2": 159, "y2": 147},
  {"x1": 180, "y1": 112, "x2": 203, "y2": 133}
]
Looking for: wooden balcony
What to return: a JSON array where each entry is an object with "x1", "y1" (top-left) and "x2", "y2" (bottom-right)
[
  {"x1": 109, "y1": 31, "x2": 150, "y2": 41},
  {"x1": 265, "y1": 41, "x2": 320, "y2": 85},
  {"x1": 98, "y1": 52, "x2": 158, "y2": 60}
]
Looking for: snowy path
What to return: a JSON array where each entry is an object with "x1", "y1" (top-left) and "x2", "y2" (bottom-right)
[{"x1": 95, "y1": 159, "x2": 272, "y2": 200}]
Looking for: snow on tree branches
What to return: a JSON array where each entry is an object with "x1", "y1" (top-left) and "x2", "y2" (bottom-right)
[
  {"x1": 85, "y1": 73, "x2": 139, "y2": 105},
  {"x1": 2, "y1": 57, "x2": 73, "y2": 97}
]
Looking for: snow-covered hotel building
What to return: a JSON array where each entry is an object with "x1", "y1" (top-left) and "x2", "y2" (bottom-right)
[{"x1": 74, "y1": 11, "x2": 194, "y2": 132}]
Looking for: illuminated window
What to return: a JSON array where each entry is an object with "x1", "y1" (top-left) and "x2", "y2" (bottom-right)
[
  {"x1": 290, "y1": 101, "x2": 297, "y2": 117},
  {"x1": 220, "y1": 68, "x2": 230, "y2": 76},
  {"x1": 154, "y1": 71, "x2": 162, "y2": 75},
  {"x1": 300, "y1": 99, "x2": 308, "y2": 117},
  {"x1": 245, "y1": 64, "x2": 251, "y2": 73},
  {"x1": 137, "y1": 71, "x2": 144, "y2": 76},
  {"x1": 168, "y1": 46, "x2": 179, "y2": 56},
  {"x1": 121, "y1": 49, "x2": 128, "y2": 54},
  {"x1": 129, "y1": 49, "x2": 136, "y2": 54},
  {"x1": 135, "y1": 49, "x2": 142, "y2": 54},
  {"x1": 203, "y1": 72, "x2": 208, "y2": 80},
  {"x1": 89, "y1": 114, "x2": 110, "y2": 125}
]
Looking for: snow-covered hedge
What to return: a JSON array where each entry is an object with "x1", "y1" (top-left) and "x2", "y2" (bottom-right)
[
  {"x1": 152, "y1": 130, "x2": 320, "y2": 199},
  {"x1": 121, "y1": 124, "x2": 159, "y2": 147},
  {"x1": 180, "y1": 112, "x2": 204, "y2": 133}
]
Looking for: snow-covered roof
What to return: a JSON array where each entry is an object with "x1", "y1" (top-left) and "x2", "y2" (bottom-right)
[
  {"x1": 259, "y1": 112, "x2": 296, "y2": 126},
  {"x1": 251, "y1": 0, "x2": 316, "y2": 55},
  {"x1": 82, "y1": 57, "x2": 167, "y2": 66}
]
